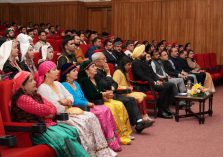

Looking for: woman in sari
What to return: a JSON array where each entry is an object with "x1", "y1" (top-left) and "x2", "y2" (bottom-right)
[
  {"x1": 187, "y1": 50, "x2": 215, "y2": 92},
  {"x1": 113, "y1": 56, "x2": 155, "y2": 122},
  {"x1": 60, "y1": 63, "x2": 121, "y2": 152},
  {"x1": 78, "y1": 60, "x2": 133, "y2": 145},
  {"x1": 37, "y1": 61, "x2": 117, "y2": 156},
  {"x1": 11, "y1": 71, "x2": 88, "y2": 157}
]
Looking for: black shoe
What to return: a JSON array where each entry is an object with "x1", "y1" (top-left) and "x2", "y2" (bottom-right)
[
  {"x1": 135, "y1": 120, "x2": 154, "y2": 133},
  {"x1": 157, "y1": 111, "x2": 173, "y2": 119},
  {"x1": 164, "y1": 109, "x2": 173, "y2": 116}
]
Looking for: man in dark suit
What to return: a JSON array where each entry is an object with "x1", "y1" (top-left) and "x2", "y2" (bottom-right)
[
  {"x1": 131, "y1": 45, "x2": 175, "y2": 119},
  {"x1": 103, "y1": 39, "x2": 118, "y2": 67}
]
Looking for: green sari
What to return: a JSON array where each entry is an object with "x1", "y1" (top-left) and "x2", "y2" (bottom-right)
[{"x1": 32, "y1": 123, "x2": 89, "y2": 157}]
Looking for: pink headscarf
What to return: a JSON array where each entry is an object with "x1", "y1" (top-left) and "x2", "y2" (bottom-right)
[
  {"x1": 37, "y1": 61, "x2": 56, "y2": 87},
  {"x1": 13, "y1": 71, "x2": 30, "y2": 93}
]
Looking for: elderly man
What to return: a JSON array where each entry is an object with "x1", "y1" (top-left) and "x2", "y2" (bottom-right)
[
  {"x1": 91, "y1": 51, "x2": 154, "y2": 133},
  {"x1": 131, "y1": 45, "x2": 175, "y2": 119}
]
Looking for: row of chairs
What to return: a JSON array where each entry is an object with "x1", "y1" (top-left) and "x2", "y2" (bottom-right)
[{"x1": 194, "y1": 53, "x2": 223, "y2": 81}]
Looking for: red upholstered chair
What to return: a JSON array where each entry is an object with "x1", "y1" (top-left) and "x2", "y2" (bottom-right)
[
  {"x1": 203, "y1": 53, "x2": 211, "y2": 69},
  {"x1": 107, "y1": 63, "x2": 115, "y2": 76},
  {"x1": 0, "y1": 80, "x2": 57, "y2": 150},
  {"x1": 128, "y1": 68, "x2": 158, "y2": 117},
  {"x1": 0, "y1": 112, "x2": 56, "y2": 157},
  {"x1": 194, "y1": 53, "x2": 205, "y2": 69},
  {"x1": 33, "y1": 52, "x2": 40, "y2": 68},
  {"x1": 52, "y1": 51, "x2": 60, "y2": 63}
]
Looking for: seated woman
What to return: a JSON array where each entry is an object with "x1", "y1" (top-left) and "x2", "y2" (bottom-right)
[
  {"x1": 78, "y1": 60, "x2": 133, "y2": 145},
  {"x1": 187, "y1": 50, "x2": 215, "y2": 92},
  {"x1": 60, "y1": 63, "x2": 121, "y2": 152},
  {"x1": 38, "y1": 45, "x2": 54, "y2": 65},
  {"x1": 20, "y1": 40, "x2": 37, "y2": 75},
  {"x1": 11, "y1": 71, "x2": 88, "y2": 157},
  {"x1": 37, "y1": 61, "x2": 117, "y2": 156},
  {"x1": 113, "y1": 56, "x2": 155, "y2": 122},
  {"x1": 1, "y1": 40, "x2": 28, "y2": 79}
]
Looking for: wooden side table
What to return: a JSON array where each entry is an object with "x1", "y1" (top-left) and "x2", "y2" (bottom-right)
[{"x1": 174, "y1": 93, "x2": 213, "y2": 124}]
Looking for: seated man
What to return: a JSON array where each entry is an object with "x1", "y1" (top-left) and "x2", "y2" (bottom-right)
[
  {"x1": 85, "y1": 37, "x2": 101, "y2": 59},
  {"x1": 34, "y1": 30, "x2": 51, "y2": 52},
  {"x1": 91, "y1": 51, "x2": 153, "y2": 133},
  {"x1": 73, "y1": 35, "x2": 88, "y2": 64},
  {"x1": 103, "y1": 39, "x2": 118, "y2": 67},
  {"x1": 151, "y1": 50, "x2": 186, "y2": 94},
  {"x1": 169, "y1": 47, "x2": 197, "y2": 84},
  {"x1": 131, "y1": 45, "x2": 175, "y2": 119},
  {"x1": 57, "y1": 36, "x2": 77, "y2": 69}
]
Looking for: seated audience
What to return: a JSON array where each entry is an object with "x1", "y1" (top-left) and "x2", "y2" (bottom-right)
[
  {"x1": 151, "y1": 50, "x2": 186, "y2": 94},
  {"x1": 178, "y1": 50, "x2": 206, "y2": 85},
  {"x1": 11, "y1": 71, "x2": 89, "y2": 157},
  {"x1": 103, "y1": 39, "x2": 118, "y2": 67},
  {"x1": 78, "y1": 60, "x2": 133, "y2": 145},
  {"x1": 19, "y1": 35, "x2": 37, "y2": 75},
  {"x1": 57, "y1": 36, "x2": 77, "y2": 69},
  {"x1": 86, "y1": 37, "x2": 102, "y2": 59},
  {"x1": 113, "y1": 56, "x2": 155, "y2": 122},
  {"x1": 112, "y1": 41, "x2": 125, "y2": 63},
  {"x1": 73, "y1": 35, "x2": 88, "y2": 64},
  {"x1": 131, "y1": 45, "x2": 175, "y2": 119},
  {"x1": 1, "y1": 40, "x2": 28, "y2": 79},
  {"x1": 124, "y1": 40, "x2": 134, "y2": 57},
  {"x1": 60, "y1": 63, "x2": 121, "y2": 153},
  {"x1": 37, "y1": 61, "x2": 117, "y2": 156},
  {"x1": 34, "y1": 30, "x2": 51, "y2": 52},
  {"x1": 187, "y1": 50, "x2": 215, "y2": 92},
  {"x1": 92, "y1": 52, "x2": 154, "y2": 132},
  {"x1": 38, "y1": 45, "x2": 54, "y2": 64},
  {"x1": 169, "y1": 47, "x2": 197, "y2": 83}
]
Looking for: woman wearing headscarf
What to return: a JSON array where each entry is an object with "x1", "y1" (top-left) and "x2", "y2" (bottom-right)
[
  {"x1": 187, "y1": 50, "x2": 215, "y2": 92},
  {"x1": 11, "y1": 71, "x2": 88, "y2": 157},
  {"x1": 78, "y1": 60, "x2": 133, "y2": 145},
  {"x1": 19, "y1": 35, "x2": 37, "y2": 75},
  {"x1": 37, "y1": 61, "x2": 117, "y2": 156},
  {"x1": 38, "y1": 45, "x2": 54, "y2": 65},
  {"x1": 0, "y1": 40, "x2": 27, "y2": 79},
  {"x1": 60, "y1": 63, "x2": 121, "y2": 153},
  {"x1": 113, "y1": 56, "x2": 155, "y2": 122}
]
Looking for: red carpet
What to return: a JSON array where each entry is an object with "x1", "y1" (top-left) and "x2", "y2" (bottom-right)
[{"x1": 118, "y1": 85, "x2": 223, "y2": 157}]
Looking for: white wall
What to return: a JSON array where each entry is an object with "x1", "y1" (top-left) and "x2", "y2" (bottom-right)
[{"x1": 0, "y1": 0, "x2": 111, "y2": 3}]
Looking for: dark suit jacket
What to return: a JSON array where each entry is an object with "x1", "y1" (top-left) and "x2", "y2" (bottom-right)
[
  {"x1": 170, "y1": 56, "x2": 192, "y2": 73},
  {"x1": 132, "y1": 59, "x2": 159, "y2": 84},
  {"x1": 103, "y1": 50, "x2": 118, "y2": 66},
  {"x1": 95, "y1": 68, "x2": 118, "y2": 91},
  {"x1": 162, "y1": 60, "x2": 179, "y2": 78}
]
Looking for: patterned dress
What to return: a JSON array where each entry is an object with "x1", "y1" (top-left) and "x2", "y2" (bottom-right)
[
  {"x1": 38, "y1": 81, "x2": 117, "y2": 157},
  {"x1": 12, "y1": 93, "x2": 88, "y2": 157}
]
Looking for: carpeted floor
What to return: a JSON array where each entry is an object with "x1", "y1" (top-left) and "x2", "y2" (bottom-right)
[{"x1": 118, "y1": 85, "x2": 223, "y2": 157}]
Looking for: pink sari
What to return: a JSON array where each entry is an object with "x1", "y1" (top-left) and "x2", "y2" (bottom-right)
[{"x1": 90, "y1": 105, "x2": 121, "y2": 152}]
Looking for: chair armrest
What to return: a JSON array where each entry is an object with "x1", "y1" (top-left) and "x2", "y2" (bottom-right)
[
  {"x1": 0, "y1": 135, "x2": 17, "y2": 147},
  {"x1": 4, "y1": 122, "x2": 46, "y2": 133},
  {"x1": 55, "y1": 113, "x2": 69, "y2": 121}
]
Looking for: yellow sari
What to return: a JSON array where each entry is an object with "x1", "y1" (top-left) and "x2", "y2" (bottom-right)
[{"x1": 104, "y1": 99, "x2": 132, "y2": 145}]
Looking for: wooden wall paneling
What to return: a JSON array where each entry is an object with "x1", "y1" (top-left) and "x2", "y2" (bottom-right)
[
  {"x1": 112, "y1": 0, "x2": 162, "y2": 41},
  {"x1": 0, "y1": 4, "x2": 10, "y2": 22}
]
